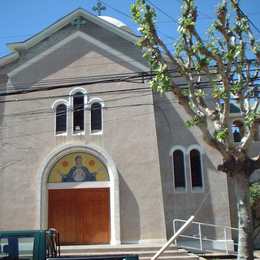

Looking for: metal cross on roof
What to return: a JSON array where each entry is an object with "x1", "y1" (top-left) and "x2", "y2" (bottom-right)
[
  {"x1": 71, "y1": 16, "x2": 87, "y2": 29},
  {"x1": 92, "y1": 0, "x2": 106, "y2": 16}
]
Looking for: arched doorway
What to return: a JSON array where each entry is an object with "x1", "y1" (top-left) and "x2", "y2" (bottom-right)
[
  {"x1": 48, "y1": 152, "x2": 110, "y2": 245},
  {"x1": 37, "y1": 144, "x2": 121, "y2": 245}
]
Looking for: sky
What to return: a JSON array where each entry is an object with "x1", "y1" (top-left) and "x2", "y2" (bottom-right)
[{"x1": 0, "y1": 0, "x2": 259, "y2": 58}]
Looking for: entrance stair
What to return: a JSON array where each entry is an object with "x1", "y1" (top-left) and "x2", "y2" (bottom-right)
[{"x1": 60, "y1": 244, "x2": 200, "y2": 260}]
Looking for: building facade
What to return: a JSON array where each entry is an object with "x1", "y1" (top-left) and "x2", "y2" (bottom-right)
[{"x1": 0, "y1": 9, "x2": 237, "y2": 247}]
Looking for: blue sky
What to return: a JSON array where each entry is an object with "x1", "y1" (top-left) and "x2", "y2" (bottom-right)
[{"x1": 0, "y1": 0, "x2": 259, "y2": 57}]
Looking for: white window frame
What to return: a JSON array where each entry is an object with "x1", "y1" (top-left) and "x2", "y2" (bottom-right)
[
  {"x1": 88, "y1": 97, "x2": 104, "y2": 135},
  {"x1": 69, "y1": 87, "x2": 87, "y2": 135},
  {"x1": 52, "y1": 99, "x2": 69, "y2": 136},
  {"x1": 169, "y1": 145, "x2": 187, "y2": 193},
  {"x1": 187, "y1": 145, "x2": 205, "y2": 193}
]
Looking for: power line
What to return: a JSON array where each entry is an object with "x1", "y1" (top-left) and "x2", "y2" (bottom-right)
[
  {"x1": 146, "y1": 0, "x2": 179, "y2": 25},
  {"x1": 0, "y1": 99, "x2": 190, "y2": 141},
  {"x1": 100, "y1": 0, "x2": 177, "y2": 42},
  {"x1": 1, "y1": 61, "x2": 259, "y2": 98},
  {"x1": 1, "y1": 70, "x2": 149, "y2": 90},
  {"x1": 0, "y1": 87, "x2": 151, "y2": 104},
  {"x1": 1, "y1": 92, "x2": 152, "y2": 119},
  {"x1": 239, "y1": 7, "x2": 260, "y2": 34},
  {"x1": 100, "y1": 0, "x2": 132, "y2": 20},
  {"x1": 0, "y1": 74, "x2": 259, "y2": 103},
  {"x1": 0, "y1": 72, "x2": 150, "y2": 97},
  {"x1": 1, "y1": 75, "x2": 260, "y2": 105},
  {"x1": 0, "y1": 98, "x2": 182, "y2": 140},
  {"x1": 0, "y1": 72, "x2": 138, "y2": 95},
  {"x1": 173, "y1": 0, "x2": 213, "y2": 20}
]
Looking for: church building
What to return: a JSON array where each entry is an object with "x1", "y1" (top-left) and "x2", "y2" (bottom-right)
[{"x1": 0, "y1": 7, "x2": 239, "y2": 249}]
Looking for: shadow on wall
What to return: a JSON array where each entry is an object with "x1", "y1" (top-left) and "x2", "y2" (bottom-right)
[
  {"x1": 153, "y1": 92, "x2": 218, "y2": 242},
  {"x1": 118, "y1": 172, "x2": 141, "y2": 243}
]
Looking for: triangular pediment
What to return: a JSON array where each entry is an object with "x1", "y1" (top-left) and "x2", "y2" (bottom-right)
[{"x1": 0, "y1": 8, "x2": 143, "y2": 69}]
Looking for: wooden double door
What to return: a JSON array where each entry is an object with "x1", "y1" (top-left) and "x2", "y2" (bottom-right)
[{"x1": 48, "y1": 188, "x2": 110, "y2": 245}]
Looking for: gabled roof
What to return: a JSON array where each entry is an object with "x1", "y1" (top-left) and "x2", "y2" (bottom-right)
[{"x1": 0, "y1": 8, "x2": 139, "y2": 67}]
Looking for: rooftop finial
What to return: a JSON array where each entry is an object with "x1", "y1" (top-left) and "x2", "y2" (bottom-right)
[{"x1": 92, "y1": 0, "x2": 106, "y2": 16}]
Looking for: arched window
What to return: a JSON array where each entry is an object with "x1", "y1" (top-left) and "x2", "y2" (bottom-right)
[
  {"x1": 190, "y1": 149, "x2": 203, "y2": 189},
  {"x1": 172, "y1": 149, "x2": 186, "y2": 190},
  {"x1": 253, "y1": 119, "x2": 260, "y2": 141},
  {"x1": 73, "y1": 92, "x2": 84, "y2": 132},
  {"x1": 55, "y1": 103, "x2": 67, "y2": 134},
  {"x1": 232, "y1": 120, "x2": 244, "y2": 142},
  {"x1": 91, "y1": 102, "x2": 102, "y2": 133}
]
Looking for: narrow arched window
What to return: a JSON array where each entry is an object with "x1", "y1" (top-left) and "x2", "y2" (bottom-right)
[
  {"x1": 232, "y1": 120, "x2": 244, "y2": 142},
  {"x1": 73, "y1": 92, "x2": 84, "y2": 132},
  {"x1": 91, "y1": 102, "x2": 102, "y2": 133},
  {"x1": 172, "y1": 149, "x2": 186, "y2": 190},
  {"x1": 56, "y1": 104, "x2": 67, "y2": 134},
  {"x1": 253, "y1": 119, "x2": 260, "y2": 141},
  {"x1": 190, "y1": 149, "x2": 203, "y2": 189}
]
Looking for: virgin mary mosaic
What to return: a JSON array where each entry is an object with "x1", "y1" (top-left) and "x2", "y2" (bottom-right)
[{"x1": 48, "y1": 152, "x2": 109, "y2": 183}]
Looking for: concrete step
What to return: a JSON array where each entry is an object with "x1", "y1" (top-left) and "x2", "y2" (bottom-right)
[
  {"x1": 60, "y1": 244, "x2": 199, "y2": 260},
  {"x1": 61, "y1": 245, "x2": 178, "y2": 254},
  {"x1": 141, "y1": 256, "x2": 198, "y2": 260},
  {"x1": 61, "y1": 249, "x2": 188, "y2": 257}
]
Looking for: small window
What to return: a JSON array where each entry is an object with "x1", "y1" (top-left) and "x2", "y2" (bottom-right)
[
  {"x1": 55, "y1": 104, "x2": 67, "y2": 134},
  {"x1": 73, "y1": 92, "x2": 84, "y2": 132},
  {"x1": 172, "y1": 149, "x2": 186, "y2": 191},
  {"x1": 91, "y1": 102, "x2": 102, "y2": 133},
  {"x1": 190, "y1": 149, "x2": 203, "y2": 189}
]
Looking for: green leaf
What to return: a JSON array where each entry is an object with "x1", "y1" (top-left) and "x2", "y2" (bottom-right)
[
  {"x1": 245, "y1": 111, "x2": 257, "y2": 128},
  {"x1": 194, "y1": 89, "x2": 205, "y2": 97},
  {"x1": 235, "y1": 17, "x2": 250, "y2": 32},
  {"x1": 212, "y1": 85, "x2": 227, "y2": 99},
  {"x1": 185, "y1": 115, "x2": 204, "y2": 128},
  {"x1": 250, "y1": 182, "x2": 260, "y2": 207},
  {"x1": 231, "y1": 81, "x2": 243, "y2": 95},
  {"x1": 181, "y1": 89, "x2": 190, "y2": 97},
  {"x1": 214, "y1": 128, "x2": 229, "y2": 142}
]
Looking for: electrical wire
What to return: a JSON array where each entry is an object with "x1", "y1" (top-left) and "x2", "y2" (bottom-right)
[
  {"x1": 1, "y1": 70, "x2": 149, "y2": 90},
  {"x1": 0, "y1": 97, "x2": 183, "y2": 141},
  {"x1": 173, "y1": 0, "x2": 213, "y2": 20},
  {"x1": 238, "y1": 6, "x2": 260, "y2": 34},
  {"x1": 1, "y1": 64, "x2": 259, "y2": 102},
  {"x1": 99, "y1": 0, "x2": 178, "y2": 42},
  {"x1": 146, "y1": 0, "x2": 179, "y2": 25},
  {"x1": 0, "y1": 73, "x2": 150, "y2": 97},
  {"x1": 1, "y1": 57, "x2": 259, "y2": 89}
]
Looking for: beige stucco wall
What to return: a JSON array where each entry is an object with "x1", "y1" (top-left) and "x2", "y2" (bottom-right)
[
  {"x1": 0, "y1": 24, "x2": 167, "y2": 243},
  {"x1": 153, "y1": 92, "x2": 232, "y2": 240}
]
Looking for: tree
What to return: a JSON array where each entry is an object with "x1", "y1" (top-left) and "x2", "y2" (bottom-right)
[
  {"x1": 250, "y1": 182, "x2": 260, "y2": 243},
  {"x1": 131, "y1": 0, "x2": 260, "y2": 259}
]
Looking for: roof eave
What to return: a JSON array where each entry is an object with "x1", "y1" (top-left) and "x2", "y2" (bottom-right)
[
  {"x1": 6, "y1": 8, "x2": 139, "y2": 53},
  {"x1": 0, "y1": 52, "x2": 19, "y2": 67}
]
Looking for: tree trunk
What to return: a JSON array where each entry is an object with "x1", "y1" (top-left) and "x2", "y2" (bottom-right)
[{"x1": 233, "y1": 172, "x2": 254, "y2": 260}]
